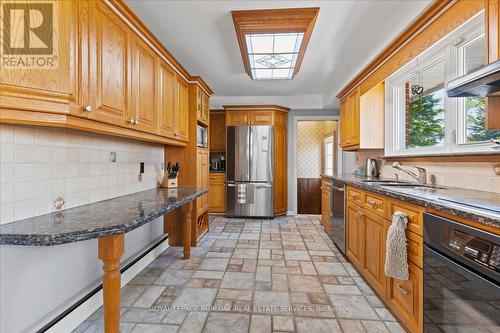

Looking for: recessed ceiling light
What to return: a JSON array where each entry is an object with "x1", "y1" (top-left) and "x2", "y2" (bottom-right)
[{"x1": 232, "y1": 8, "x2": 319, "y2": 80}]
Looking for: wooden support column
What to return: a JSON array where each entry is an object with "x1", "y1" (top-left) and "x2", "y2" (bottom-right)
[
  {"x1": 98, "y1": 234, "x2": 124, "y2": 333},
  {"x1": 181, "y1": 201, "x2": 193, "y2": 259}
]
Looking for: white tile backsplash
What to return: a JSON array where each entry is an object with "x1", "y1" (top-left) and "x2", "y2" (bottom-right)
[{"x1": 0, "y1": 124, "x2": 165, "y2": 224}]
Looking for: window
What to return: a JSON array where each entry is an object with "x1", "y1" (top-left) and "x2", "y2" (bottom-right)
[
  {"x1": 385, "y1": 12, "x2": 499, "y2": 156},
  {"x1": 324, "y1": 135, "x2": 334, "y2": 176}
]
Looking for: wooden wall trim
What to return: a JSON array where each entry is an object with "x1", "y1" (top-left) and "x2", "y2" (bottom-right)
[
  {"x1": 0, "y1": 109, "x2": 186, "y2": 146},
  {"x1": 337, "y1": 0, "x2": 458, "y2": 99},
  {"x1": 108, "y1": 0, "x2": 213, "y2": 96},
  {"x1": 223, "y1": 104, "x2": 291, "y2": 112}
]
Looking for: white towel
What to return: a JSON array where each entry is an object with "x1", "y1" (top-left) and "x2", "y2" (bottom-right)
[
  {"x1": 384, "y1": 211, "x2": 409, "y2": 280},
  {"x1": 237, "y1": 184, "x2": 247, "y2": 204}
]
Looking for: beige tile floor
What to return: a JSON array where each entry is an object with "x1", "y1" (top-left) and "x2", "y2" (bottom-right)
[{"x1": 74, "y1": 215, "x2": 406, "y2": 333}]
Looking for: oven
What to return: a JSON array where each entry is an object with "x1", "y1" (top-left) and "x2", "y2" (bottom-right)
[
  {"x1": 197, "y1": 125, "x2": 207, "y2": 148},
  {"x1": 423, "y1": 213, "x2": 500, "y2": 332}
]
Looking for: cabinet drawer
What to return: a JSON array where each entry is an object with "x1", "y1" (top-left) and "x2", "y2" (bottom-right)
[
  {"x1": 364, "y1": 192, "x2": 386, "y2": 217},
  {"x1": 387, "y1": 200, "x2": 423, "y2": 236},
  {"x1": 387, "y1": 262, "x2": 422, "y2": 333},
  {"x1": 406, "y1": 231, "x2": 423, "y2": 268},
  {"x1": 209, "y1": 174, "x2": 225, "y2": 185},
  {"x1": 347, "y1": 187, "x2": 364, "y2": 205}
]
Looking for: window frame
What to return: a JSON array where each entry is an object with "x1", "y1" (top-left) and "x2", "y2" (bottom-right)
[{"x1": 384, "y1": 12, "x2": 496, "y2": 157}]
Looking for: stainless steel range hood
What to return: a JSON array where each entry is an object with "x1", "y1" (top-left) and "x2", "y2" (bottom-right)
[{"x1": 446, "y1": 60, "x2": 500, "y2": 98}]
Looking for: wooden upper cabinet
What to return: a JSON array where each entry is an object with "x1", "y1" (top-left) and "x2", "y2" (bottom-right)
[
  {"x1": 157, "y1": 61, "x2": 176, "y2": 137},
  {"x1": 486, "y1": 0, "x2": 500, "y2": 63},
  {"x1": 340, "y1": 87, "x2": 360, "y2": 150},
  {"x1": 176, "y1": 77, "x2": 189, "y2": 142},
  {"x1": 210, "y1": 112, "x2": 226, "y2": 152},
  {"x1": 359, "y1": 83, "x2": 384, "y2": 149},
  {"x1": 196, "y1": 90, "x2": 210, "y2": 125},
  {"x1": 226, "y1": 111, "x2": 249, "y2": 126},
  {"x1": 250, "y1": 111, "x2": 274, "y2": 125},
  {"x1": 131, "y1": 37, "x2": 156, "y2": 133},
  {"x1": 87, "y1": 1, "x2": 131, "y2": 127},
  {"x1": 0, "y1": 0, "x2": 79, "y2": 114}
]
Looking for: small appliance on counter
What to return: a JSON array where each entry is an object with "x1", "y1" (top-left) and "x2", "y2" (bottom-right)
[
  {"x1": 197, "y1": 125, "x2": 208, "y2": 148},
  {"x1": 163, "y1": 161, "x2": 180, "y2": 188},
  {"x1": 210, "y1": 152, "x2": 226, "y2": 172}
]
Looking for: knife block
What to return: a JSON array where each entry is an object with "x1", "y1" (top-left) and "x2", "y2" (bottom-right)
[{"x1": 163, "y1": 176, "x2": 178, "y2": 188}]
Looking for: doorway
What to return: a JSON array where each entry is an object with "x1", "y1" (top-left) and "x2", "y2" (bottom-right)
[{"x1": 296, "y1": 120, "x2": 338, "y2": 214}]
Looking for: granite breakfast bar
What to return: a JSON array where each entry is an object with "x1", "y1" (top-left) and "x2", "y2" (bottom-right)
[{"x1": 0, "y1": 186, "x2": 208, "y2": 333}]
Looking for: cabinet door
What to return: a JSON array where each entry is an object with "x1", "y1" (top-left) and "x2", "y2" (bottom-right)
[
  {"x1": 157, "y1": 61, "x2": 176, "y2": 138},
  {"x1": 362, "y1": 210, "x2": 387, "y2": 296},
  {"x1": 274, "y1": 116, "x2": 287, "y2": 215},
  {"x1": 0, "y1": 0, "x2": 79, "y2": 115},
  {"x1": 226, "y1": 111, "x2": 249, "y2": 126},
  {"x1": 202, "y1": 93, "x2": 210, "y2": 124},
  {"x1": 88, "y1": 1, "x2": 131, "y2": 127},
  {"x1": 131, "y1": 36, "x2": 156, "y2": 133},
  {"x1": 346, "y1": 202, "x2": 364, "y2": 269},
  {"x1": 203, "y1": 151, "x2": 209, "y2": 210},
  {"x1": 250, "y1": 111, "x2": 274, "y2": 125},
  {"x1": 176, "y1": 77, "x2": 189, "y2": 142},
  {"x1": 209, "y1": 175, "x2": 226, "y2": 212},
  {"x1": 321, "y1": 186, "x2": 331, "y2": 230},
  {"x1": 387, "y1": 261, "x2": 423, "y2": 333},
  {"x1": 340, "y1": 88, "x2": 360, "y2": 149},
  {"x1": 210, "y1": 113, "x2": 226, "y2": 152}
]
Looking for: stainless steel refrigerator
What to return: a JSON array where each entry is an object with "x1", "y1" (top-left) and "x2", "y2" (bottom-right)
[{"x1": 226, "y1": 125, "x2": 274, "y2": 218}]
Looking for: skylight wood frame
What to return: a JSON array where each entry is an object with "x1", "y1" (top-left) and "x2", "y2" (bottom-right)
[{"x1": 231, "y1": 7, "x2": 320, "y2": 80}]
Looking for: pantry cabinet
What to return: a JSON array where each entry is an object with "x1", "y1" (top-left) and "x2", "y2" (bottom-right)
[{"x1": 0, "y1": 0, "x2": 210, "y2": 146}]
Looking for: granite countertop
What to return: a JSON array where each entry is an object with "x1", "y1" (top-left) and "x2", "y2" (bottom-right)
[
  {"x1": 0, "y1": 187, "x2": 207, "y2": 246},
  {"x1": 322, "y1": 174, "x2": 500, "y2": 230}
]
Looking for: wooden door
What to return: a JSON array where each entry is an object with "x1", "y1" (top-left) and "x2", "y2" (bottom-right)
[
  {"x1": 362, "y1": 210, "x2": 387, "y2": 296},
  {"x1": 209, "y1": 174, "x2": 226, "y2": 212},
  {"x1": 157, "y1": 61, "x2": 176, "y2": 138},
  {"x1": 298, "y1": 178, "x2": 322, "y2": 214},
  {"x1": 176, "y1": 77, "x2": 189, "y2": 142},
  {"x1": 210, "y1": 113, "x2": 226, "y2": 152},
  {"x1": 131, "y1": 36, "x2": 156, "y2": 133},
  {"x1": 88, "y1": 1, "x2": 131, "y2": 127},
  {"x1": 226, "y1": 111, "x2": 249, "y2": 126},
  {"x1": 250, "y1": 111, "x2": 274, "y2": 125},
  {"x1": 274, "y1": 114, "x2": 287, "y2": 215},
  {"x1": 0, "y1": 0, "x2": 79, "y2": 115},
  {"x1": 346, "y1": 202, "x2": 364, "y2": 269}
]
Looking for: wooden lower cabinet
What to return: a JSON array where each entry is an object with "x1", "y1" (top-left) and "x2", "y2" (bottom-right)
[
  {"x1": 209, "y1": 173, "x2": 226, "y2": 213},
  {"x1": 345, "y1": 186, "x2": 423, "y2": 333},
  {"x1": 346, "y1": 202, "x2": 364, "y2": 269},
  {"x1": 321, "y1": 180, "x2": 332, "y2": 230},
  {"x1": 386, "y1": 262, "x2": 423, "y2": 333},
  {"x1": 362, "y1": 210, "x2": 387, "y2": 296}
]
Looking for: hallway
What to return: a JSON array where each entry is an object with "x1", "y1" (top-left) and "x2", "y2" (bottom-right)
[{"x1": 75, "y1": 216, "x2": 405, "y2": 333}]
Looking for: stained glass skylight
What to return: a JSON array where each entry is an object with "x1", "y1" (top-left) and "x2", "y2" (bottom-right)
[{"x1": 245, "y1": 33, "x2": 304, "y2": 80}]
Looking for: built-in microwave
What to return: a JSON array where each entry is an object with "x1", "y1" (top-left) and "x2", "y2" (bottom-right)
[{"x1": 197, "y1": 125, "x2": 208, "y2": 148}]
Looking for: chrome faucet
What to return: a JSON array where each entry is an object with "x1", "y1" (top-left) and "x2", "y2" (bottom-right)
[{"x1": 392, "y1": 162, "x2": 427, "y2": 184}]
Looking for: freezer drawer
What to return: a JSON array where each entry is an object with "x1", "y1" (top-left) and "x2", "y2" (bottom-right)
[{"x1": 227, "y1": 182, "x2": 274, "y2": 218}]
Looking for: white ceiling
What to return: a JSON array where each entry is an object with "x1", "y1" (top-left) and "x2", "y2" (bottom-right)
[{"x1": 125, "y1": 0, "x2": 432, "y2": 109}]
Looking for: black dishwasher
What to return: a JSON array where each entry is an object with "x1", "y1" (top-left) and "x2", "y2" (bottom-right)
[
  {"x1": 423, "y1": 213, "x2": 500, "y2": 332},
  {"x1": 328, "y1": 181, "x2": 345, "y2": 254}
]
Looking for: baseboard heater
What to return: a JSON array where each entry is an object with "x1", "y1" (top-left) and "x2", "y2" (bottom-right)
[{"x1": 36, "y1": 235, "x2": 168, "y2": 333}]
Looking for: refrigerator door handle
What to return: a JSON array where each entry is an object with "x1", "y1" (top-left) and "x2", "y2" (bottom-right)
[
  {"x1": 227, "y1": 183, "x2": 236, "y2": 187},
  {"x1": 248, "y1": 126, "x2": 253, "y2": 181}
]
